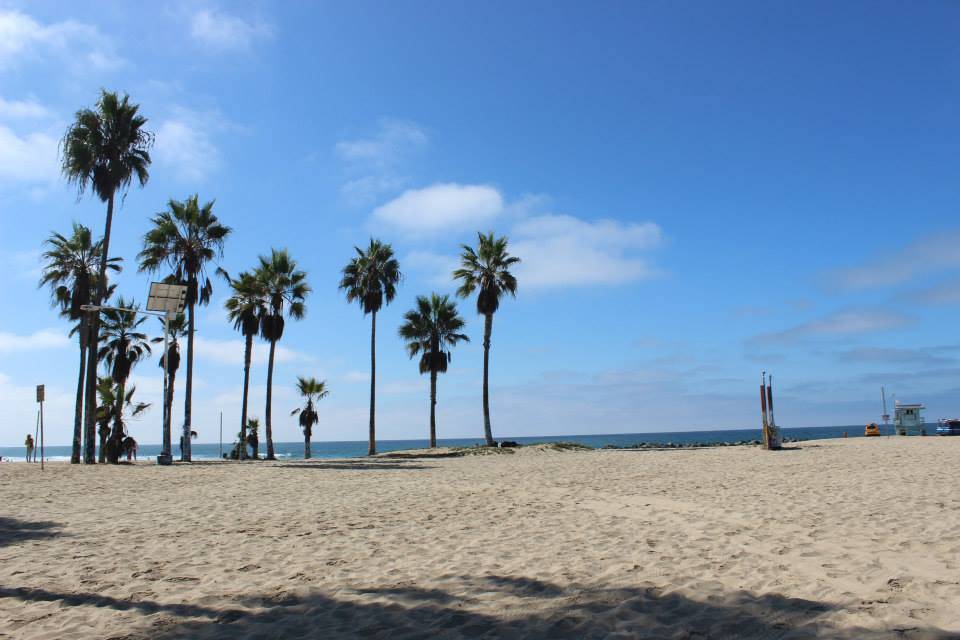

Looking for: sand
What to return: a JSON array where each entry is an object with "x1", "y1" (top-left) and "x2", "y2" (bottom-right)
[{"x1": 0, "y1": 436, "x2": 958, "y2": 639}]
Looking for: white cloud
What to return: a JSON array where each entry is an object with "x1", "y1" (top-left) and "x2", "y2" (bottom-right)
[
  {"x1": 0, "y1": 96, "x2": 51, "y2": 120},
  {"x1": 512, "y1": 214, "x2": 662, "y2": 287},
  {"x1": 372, "y1": 183, "x2": 504, "y2": 234},
  {"x1": 0, "y1": 9, "x2": 124, "y2": 72},
  {"x1": 194, "y1": 337, "x2": 311, "y2": 367},
  {"x1": 0, "y1": 126, "x2": 58, "y2": 183},
  {"x1": 154, "y1": 108, "x2": 222, "y2": 182},
  {"x1": 0, "y1": 329, "x2": 71, "y2": 353},
  {"x1": 826, "y1": 229, "x2": 960, "y2": 290},
  {"x1": 189, "y1": 9, "x2": 273, "y2": 51},
  {"x1": 750, "y1": 308, "x2": 910, "y2": 346}
]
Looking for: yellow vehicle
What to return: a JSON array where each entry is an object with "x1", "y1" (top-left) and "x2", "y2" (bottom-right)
[{"x1": 864, "y1": 423, "x2": 881, "y2": 437}]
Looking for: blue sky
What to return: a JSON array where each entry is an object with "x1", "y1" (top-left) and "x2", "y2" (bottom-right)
[{"x1": 1, "y1": 1, "x2": 959, "y2": 446}]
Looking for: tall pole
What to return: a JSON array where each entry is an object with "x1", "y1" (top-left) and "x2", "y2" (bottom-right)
[
  {"x1": 219, "y1": 411, "x2": 223, "y2": 459},
  {"x1": 34, "y1": 410, "x2": 40, "y2": 463},
  {"x1": 161, "y1": 310, "x2": 172, "y2": 463},
  {"x1": 39, "y1": 398, "x2": 45, "y2": 471},
  {"x1": 760, "y1": 371, "x2": 769, "y2": 448}
]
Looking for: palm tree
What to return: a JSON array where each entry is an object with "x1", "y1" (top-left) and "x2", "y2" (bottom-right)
[
  {"x1": 38, "y1": 223, "x2": 120, "y2": 463},
  {"x1": 246, "y1": 417, "x2": 261, "y2": 459},
  {"x1": 291, "y1": 376, "x2": 329, "y2": 459},
  {"x1": 97, "y1": 297, "x2": 152, "y2": 463},
  {"x1": 453, "y1": 232, "x2": 520, "y2": 446},
  {"x1": 225, "y1": 272, "x2": 266, "y2": 460},
  {"x1": 95, "y1": 377, "x2": 150, "y2": 463},
  {"x1": 255, "y1": 249, "x2": 310, "y2": 460},
  {"x1": 138, "y1": 195, "x2": 231, "y2": 461},
  {"x1": 339, "y1": 239, "x2": 401, "y2": 456},
  {"x1": 61, "y1": 90, "x2": 153, "y2": 464},
  {"x1": 150, "y1": 313, "x2": 187, "y2": 459},
  {"x1": 398, "y1": 294, "x2": 469, "y2": 447}
]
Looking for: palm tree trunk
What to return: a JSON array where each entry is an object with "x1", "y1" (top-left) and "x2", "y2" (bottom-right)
[
  {"x1": 265, "y1": 339, "x2": 276, "y2": 460},
  {"x1": 98, "y1": 426, "x2": 108, "y2": 463},
  {"x1": 109, "y1": 380, "x2": 125, "y2": 464},
  {"x1": 83, "y1": 192, "x2": 115, "y2": 464},
  {"x1": 71, "y1": 324, "x2": 86, "y2": 464},
  {"x1": 430, "y1": 369, "x2": 437, "y2": 448},
  {"x1": 304, "y1": 430, "x2": 311, "y2": 460},
  {"x1": 482, "y1": 312, "x2": 494, "y2": 446},
  {"x1": 182, "y1": 300, "x2": 195, "y2": 462},
  {"x1": 240, "y1": 333, "x2": 252, "y2": 460},
  {"x1": 368, "y1": 309, "x2": 377, "y2": 456}
]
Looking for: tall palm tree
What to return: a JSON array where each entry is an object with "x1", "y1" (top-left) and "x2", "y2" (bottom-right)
[
  {"x1": 95, "y1": 377, "x2": 150, "y2": 463},
  {"x1": 453, "y1": 232, "x2": 520, "y2": 446},
  {"x1": 255, "y1": 249, "x2": 310, "y2": 460},
  {"x1": 61, "y1": 90, "x2": 153, "y2": 464},
  {"x1": 98, "y1": 297, "x2": 152, "y2": 463},
  {"x1": 38, "y1": 223, "x2": 120, "y2": 463},
  {"x1": 339, "y1": 239, "x2": 401, "y2": 456},
  {"x1": 291, "y1": 376, "x2": 329, "y2": 459},
  {"x1": 225, "y1": 271, "x2": 266, "y2": 459},
  {"x1": 150, "y1": 313, "x2": 187, "y2": 459},
  {"x1": 398, "y1": 294, "x2": 469, "y2": 447},
  {"x1": 138, "y1": 195, "x2": 231, "y2": 461}
]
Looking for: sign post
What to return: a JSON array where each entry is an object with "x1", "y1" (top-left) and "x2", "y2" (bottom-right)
[{"x1": 36, "y1": 384, "x2": 45, "y2": 470}]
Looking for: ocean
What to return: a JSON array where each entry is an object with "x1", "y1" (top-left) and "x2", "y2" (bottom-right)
[{"x1": 0, "y1": 423, "x2": 931, "y2": 462}]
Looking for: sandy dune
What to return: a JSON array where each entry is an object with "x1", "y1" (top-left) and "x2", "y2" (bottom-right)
[{"x1": 1, "y1": 437, "x2": 958, "y2": 639}]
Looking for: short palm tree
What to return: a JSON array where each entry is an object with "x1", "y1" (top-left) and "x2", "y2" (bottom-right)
[
  {"x1": 246, "y1": 417, "x2": 261, "y2": 459},
  {"x1": 453, "y1": 232, "x2": 520, "y2": 446},
  {"x1": 61, "y1": 90, "x2": 153, "y2": 464},
  {"x1": 291, "y1": 376, "x2": 329, "y2": 459},
  {"x1": 138, "y1": 195, "x2": 231, "y2": 461},
  {"x1": 340, "y1": 239, "x2": 401, "y2": 456},
  {"x1": 95, "y1": 377, "x2": 150, "y2": 463},
  {"x1": 39, "y1": 223, "x2": 120, "y2": 463},
  {"x1": 255, "y1": 249, "x2": 310, "y2": 460},
  {"x1": 225, "y1": 271, "x2": 267, "y2": 460},
  {"x1": 398, "y1": 294, "x2": 469, "y2": 447},
  {"x1": 97, "y1": 297, "x2": 152, "y2": 463},
  {"x1": 150, "y1": 313, "x2": 187, "y2": 459}
]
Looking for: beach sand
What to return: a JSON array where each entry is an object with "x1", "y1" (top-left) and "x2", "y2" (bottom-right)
[{"x1": 0, "y1": 437, "x2": 958, "y2": 639}]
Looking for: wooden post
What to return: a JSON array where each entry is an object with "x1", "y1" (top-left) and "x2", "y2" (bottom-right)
[{"x1": 760, "y1": 373, "x2": 770, "y2": 449}]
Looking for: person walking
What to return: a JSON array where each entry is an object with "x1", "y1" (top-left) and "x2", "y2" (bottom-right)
[{"x1": 25, "y1": 434, "x2": 35, "y2": 462}]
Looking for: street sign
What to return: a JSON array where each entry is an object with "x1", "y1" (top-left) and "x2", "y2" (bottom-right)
[{"x1": 36, "y1": 384, "x2": 44, "y2": 403}]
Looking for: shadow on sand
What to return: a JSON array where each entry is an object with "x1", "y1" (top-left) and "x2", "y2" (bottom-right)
[
  {"x1": 0, "y1": 516, "x2": 61, "y2": 548},
  {"x1": 273, "y1": 461, "x2": 435, "y2": 471},
  {"x1": 2, "y1": 574, "x2": 955, "y2": 639}
]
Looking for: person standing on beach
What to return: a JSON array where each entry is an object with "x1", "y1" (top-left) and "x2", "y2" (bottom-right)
[{"x1": 25, "y1": 434, "x2": 35, "y2": 462}]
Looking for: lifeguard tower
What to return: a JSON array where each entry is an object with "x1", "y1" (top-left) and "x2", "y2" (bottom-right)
[{"x1": 894, "y1": 402, "x2": 925, "y2": 436}]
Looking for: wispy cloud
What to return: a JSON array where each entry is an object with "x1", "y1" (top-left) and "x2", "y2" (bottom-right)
[
  {"x1": 0, "y1": 9, "x2": 124, "y2": 72},
  {"x1": 833, "y1": 346, "x2": 957, "y2": 367},
  {"x1": 512, "y1": 214, "x2": 662, "y2": 288},
  {"x1": 0, "y1": 96, "x2": 52, "y2": 120},
  {"x1": 195, "y1": 337, "x2": 311, "y2": 367},
  {"x1": 0, "y1": 329, "x2": 71, "y2": 353},
  {"x1": 335, "y1": 118, "x2": 427, "y2": 204},
  {"x1": 825, "y1": 229, "x2": 960, "y2": 290},
  {"x1": 750, "y1": 308, "x2": 910, "y2": 346},
  {"x1": 189, "y1": 8, "x2": 273, "y2": 51},
  {"x1": 902, "y1": 277, "x2": 960, "y2": 306}
]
